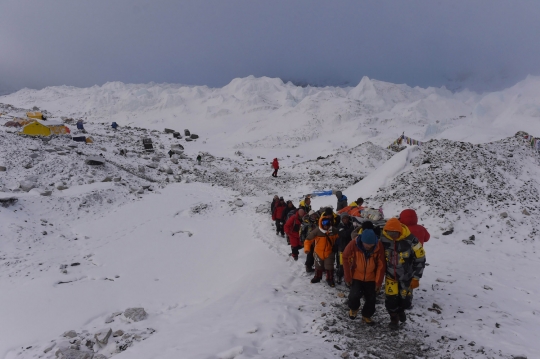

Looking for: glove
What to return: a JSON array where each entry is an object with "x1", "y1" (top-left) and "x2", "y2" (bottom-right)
[
  {"x1": 345, "y1": 281, "x2": 352, "y2": 288},
  {"x1": 410, "y1": 278, "x2": 420, "y2": 289},
  {"x1": 375, "y1": 286, "x2": 381, "y2": 293}
]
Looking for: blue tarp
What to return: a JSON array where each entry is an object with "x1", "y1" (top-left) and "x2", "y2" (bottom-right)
[{"x1": 310, "y1": 190, "x2": 333, "y2": 197}]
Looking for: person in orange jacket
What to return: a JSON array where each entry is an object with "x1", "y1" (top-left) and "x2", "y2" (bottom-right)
[
  {"x1": 342, "y1": 225, "x2": 386, "y2": 325},
  {"x1": 304, "y1": 214, "x2": 339, "y2": 287},
  {"x1": 399, "y1": 209, "x2": 430, "y2": 245}
]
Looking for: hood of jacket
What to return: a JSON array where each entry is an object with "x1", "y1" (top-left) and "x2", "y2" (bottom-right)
[
  {"x1": 382, "y1": 223, "x2": 411, "y2": 242},
  {"x1": 318, "y1": 215, "x2": 334, "y2": 233},
  {"x1": 400, "y1": 209, "x2": 418, "y2": 226}
]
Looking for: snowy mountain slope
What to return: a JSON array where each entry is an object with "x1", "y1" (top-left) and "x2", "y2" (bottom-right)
[
  {"x1": 2, "y1": 75, "x2": 540, "y2": 358},
  {"x1": 4, "y1": 75, "x2": 540, "y2": 159},
  {"x1": 310, "y1": 135, "x2": 540, "y2": 358}
]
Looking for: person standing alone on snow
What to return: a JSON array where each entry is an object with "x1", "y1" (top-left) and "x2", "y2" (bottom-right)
[
  {"x1": 271, "y1": 158, "x2": 279, "y2": 177},
  {"x1": 196, "y1": 154, "x2": 202, "y2": 165},
  {"x1": 381, "y1": 218, "x2": 426, "y2": 329}
]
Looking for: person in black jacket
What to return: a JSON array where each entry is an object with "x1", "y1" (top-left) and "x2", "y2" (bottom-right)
[
  {"x1": 270, "y1": 195, "x2": 279, "y2": 218},
  {"x1": 335, "y1": 191, "x2": 348, "y2": 211},
  {"x1": 335, "y1": 212, "x2": 355, "y2": 284}
]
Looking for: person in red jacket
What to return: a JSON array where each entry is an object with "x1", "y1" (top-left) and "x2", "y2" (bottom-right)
[
  {"x1": 399, "y1": 209, "x2": 430, "y2": 245},
  {"x1": 271, "y1": 158, "x2": 279, "y2": 177},
  {"x1": 272, "y1": 197, "x2": 287, "y2": 236},
  {"x1": 284, "y1": 209, "x2": 305, "y2": 260}
]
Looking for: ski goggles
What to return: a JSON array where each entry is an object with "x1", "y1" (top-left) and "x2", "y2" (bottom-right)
[{"x1": 321, "y1": 219, "x2": 331, "y2": 226}]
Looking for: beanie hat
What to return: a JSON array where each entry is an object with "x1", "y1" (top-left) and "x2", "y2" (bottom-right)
[
  {"x1": 308, "y1": 210, "x2": 316, "y2": 216},
  {"x1": 360, "y1": 229, "x2": 377, "y2": 245},
  {"x1": 384, "y1": 218, "x2": 402, "y2": 233},
  {"x1": 340, "y1": 212, "x2": 350, "y2": 219}
]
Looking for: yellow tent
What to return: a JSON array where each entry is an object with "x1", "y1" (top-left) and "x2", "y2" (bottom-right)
[
  {"x1": 22, "y1": 121, "x2": 69, "y2": 136},
  {"x1": 26, "y1": 111, "x2": 43, "y2": 120}
]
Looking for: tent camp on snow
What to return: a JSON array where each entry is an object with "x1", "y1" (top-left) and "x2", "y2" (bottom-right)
[{"x1": 21, "y1": 120, "x2": 70, "y2": 136}]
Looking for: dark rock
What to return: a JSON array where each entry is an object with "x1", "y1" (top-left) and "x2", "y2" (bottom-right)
[
  {"x1": 184, "y1": 129, "x2": 191, "y2": 136},
  {"x1": 124, "y1": 307, "x2": 147, "y2": 322},
  {"x1": 0, "y1": 196, "x2": 18, "y2": 207},
  {"x1": 442, "y1": 229, "x2": 454, "y2": 235},
  {"x1": 190, "y1": 134, "x2": 199, "y2": 139},
  {"x1": 85, "y1": 156, "x2": 105, "y2": 165}
]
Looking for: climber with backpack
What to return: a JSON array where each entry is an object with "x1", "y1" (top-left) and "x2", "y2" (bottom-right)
[{"x1": 282, "y1": 201, "x2": 297, "y2": 244}]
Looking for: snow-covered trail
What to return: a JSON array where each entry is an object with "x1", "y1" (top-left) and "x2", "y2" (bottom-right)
[{"x1": 1, "y1": 182, "x2": 341, "y2": 358}]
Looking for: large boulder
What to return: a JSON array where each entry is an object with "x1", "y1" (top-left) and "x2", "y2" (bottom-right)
[
  {"x1": 19, "y1": 180, "x2": 36, "y2": 192},
  {"x1": 124, "y1": 307, "x2": 147, "y2": 322}
]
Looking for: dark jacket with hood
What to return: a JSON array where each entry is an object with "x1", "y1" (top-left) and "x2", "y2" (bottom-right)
[
  {"x1": 337, "y1": 220, "x2": 355, "y2": 252},
  {"x1": 335, "y1": 191, "x2": 348, "y2": 211},
  {"x1": 381, "y1": 223, "x2": 426, "y2": 284}
]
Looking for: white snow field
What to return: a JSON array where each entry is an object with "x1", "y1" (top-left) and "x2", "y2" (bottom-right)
[{"x1": 1, "y1": 75, "x2": 540, "y2": 359}]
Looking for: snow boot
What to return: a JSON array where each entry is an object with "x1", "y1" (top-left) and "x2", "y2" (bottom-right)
[
  {"x1": 349, "y1": 309, "x2": 359, "y2": 320},
  {"x1": 326, "y1": 270, "x2": 335, "y2": 287},
  {"x1": 389, "y1": 313, "x2": 400, "y2": 330},
  {"x1": 305, "y1": 266, "x2": 314, "y2": 273},
  {"x1": 398, "y1": 310, "x2": 407, "y2": 323},
  {"x1": 362, "y1": 316, "x2": 376, "y2": 326},
  {"x1": 311, "y1": 270, "x2": 323, "y2": 283}
]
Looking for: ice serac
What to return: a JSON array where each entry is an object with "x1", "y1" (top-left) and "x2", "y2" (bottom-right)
[{"x1": 345, "y1": 147, "x2": 411, "y2": 199}]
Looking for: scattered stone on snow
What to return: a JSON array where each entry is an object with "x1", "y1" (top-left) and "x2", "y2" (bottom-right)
[
  {"x1": 63, "y1": 330, "x2": 78, "y2": 338},
  {"x1": 234, "y1": 199, "x2": 244, "y2": 207},
  {"x1": 94, "y1": 328, "x2": 113, "y2": 347},
  {"x1": 123, "y1": 307, "x2": 147, "y2": 322},
  {"x1": 500, "y1": 212, "x2": 508, "y2": 218},
  {"x1": 19, "y1": 180, "x2": 36, "y2": 192},
  {"x1": 85, "y1": 156, "x2": 105, "y2": 166}
]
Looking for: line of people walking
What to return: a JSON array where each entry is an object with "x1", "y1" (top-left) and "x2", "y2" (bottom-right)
[{"x1": 270, "y1": 192, "x2": 429, "y2": 329}]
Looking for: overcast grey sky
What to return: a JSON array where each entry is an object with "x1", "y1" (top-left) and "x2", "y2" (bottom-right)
[{"x1": 1, "y1": 0, "x2": 539, "y2": 93}]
